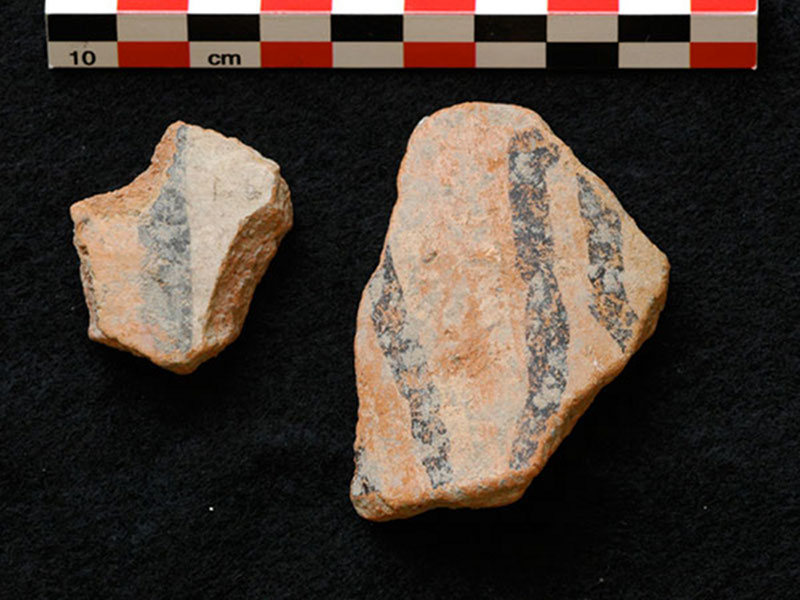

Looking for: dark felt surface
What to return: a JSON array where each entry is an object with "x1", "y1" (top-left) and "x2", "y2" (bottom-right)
[{"x1": 2, "y1": 2, "x2": 799, "y2": 598}]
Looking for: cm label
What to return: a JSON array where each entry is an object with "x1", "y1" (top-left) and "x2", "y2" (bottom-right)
[{"x1": 208, "y1": 53, "x2": 242, "y2": 66}]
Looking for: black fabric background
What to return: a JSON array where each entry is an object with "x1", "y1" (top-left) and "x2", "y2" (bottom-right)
[{"x1": 2, "y1": 2, "x2": 799, "y2": 598}]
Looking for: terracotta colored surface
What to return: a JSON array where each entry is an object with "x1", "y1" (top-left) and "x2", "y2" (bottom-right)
[
  {"x1": 70, "y1": 122, "x2": 292, "y2": 374},
  {"x1": 350, "y1": 102, "x2": 670, "y2": 521}
]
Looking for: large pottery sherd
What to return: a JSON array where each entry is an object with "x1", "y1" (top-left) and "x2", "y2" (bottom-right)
[{"x1": 351, "y1": 103, "x2": 669, "y2": 521}]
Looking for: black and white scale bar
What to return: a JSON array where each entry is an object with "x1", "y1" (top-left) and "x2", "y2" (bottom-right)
[
  {"x1": 46, "y1": 12, "x2": 758, "y2": 69},
  {"x1": 45, "y1": 14, "x2": 729, "y2": 43}
]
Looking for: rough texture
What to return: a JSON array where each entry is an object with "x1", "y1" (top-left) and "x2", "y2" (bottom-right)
[
  {"x1": 351, "y1": 103, "x2": 670, "y2": 521},
  {"x1": 70, "y1": 122, "x2": 292, "y2": 374}
]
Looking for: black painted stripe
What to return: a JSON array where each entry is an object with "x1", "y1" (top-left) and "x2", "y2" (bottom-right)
[
  {"x1": 331, "y1": 15, "x2": 403, "y2": 42},
  {"x1": 547, "y1": 43, "x2": 618, "y2": 69},
  {"x1": 351, "y1": 447, "x2": 376, "y2": 499},
  {"x1": 619, "y1": 15, "x2": 690, "y2": 42},
  {"x1": 474, "y1": 16, "x2": 546, "y2": 43},
  {"x1": 138, "y1": 125, "x2": 193, "y2": 354},
  {"x1": 48, "y1": 15, "x2": 117, "y2": 42},
  {"x1": 187, "y1": 15, "x2": 260, "y2": 41},
  {"x1": 368, "y1": 247, "x2": 453, "y2": 489},
  {"x1": 506, "y1": 129, "x2": 570, "y2": 471},
  {"x1": 577, "y1": 175, "x2": 638, "y2": 352}
]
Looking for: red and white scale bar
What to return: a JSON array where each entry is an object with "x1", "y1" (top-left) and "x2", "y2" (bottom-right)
[{"x1": 46, "y1": 1, "x2": 758, "y2": 69}]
